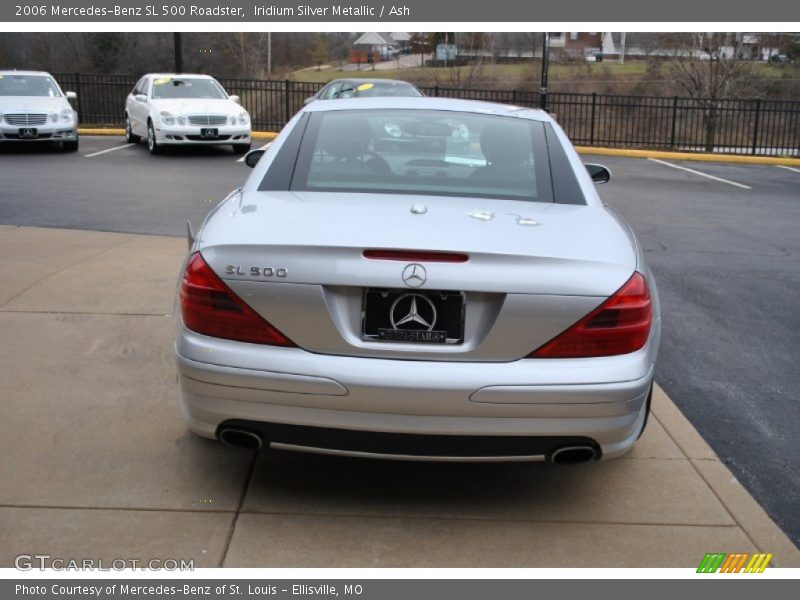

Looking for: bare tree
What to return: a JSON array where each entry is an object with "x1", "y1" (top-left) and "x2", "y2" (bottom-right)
[
  {"x1": 759, "y1": 33, "x2": 785, "y2": 61},
  {"x1": 662, "y1": 33, "x2": 755, "y2": 150},
  {"x1": 629, "y1": 33, "x2": 662, "y2": 58},
  {"x1": 309, "y1": 33, "x2": 330, "y2": 70},
  {"x1": 409, "y1": 32, "x2": 433, "y2": 67},
  {"x1": 518, "y1": 32, "x2": 542, "y2": 59},
  {"x1": 444, "y1": 32, "x2": 492, "y2": 88},
  {"x1": 492, "y1": 32, "x2": 512, "y2": 60}
]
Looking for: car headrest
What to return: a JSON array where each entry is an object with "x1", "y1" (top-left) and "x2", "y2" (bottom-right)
[
  {"x1": 479, "y1": 123, "x2": 532, "y2": 167},
  {"x1": 318, "y1": 115, "x2": 373, "y2": 159}
]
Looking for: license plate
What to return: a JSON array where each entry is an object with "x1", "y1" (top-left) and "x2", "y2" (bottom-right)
[
  {"x1": 19, "y1": 128, "x2": 37, "y2": 138},
  {"x1": 362, "y1": 288, "x2": 465, "y2": 344},
  {"x1": 200, "y1": 128, "x2": 218, "y2": 139}
]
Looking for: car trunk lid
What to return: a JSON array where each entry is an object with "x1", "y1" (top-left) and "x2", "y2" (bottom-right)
[{"x1": 196, "y1": 191, "x2": 637, "y2": 361}]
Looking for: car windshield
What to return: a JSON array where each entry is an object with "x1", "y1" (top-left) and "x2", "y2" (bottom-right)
[
  {"x1": 0, "y1": 74, "x2": 61, "y2": 97},
  {"x1": 289, "y1": 109, "x2": 553, "y2": 202},
  {"x1": 151, "y1": 77, "x2": 227, "y2": 100},
  {"x1": 339, "y1": 82, "x2": 422, "y2": 98}
]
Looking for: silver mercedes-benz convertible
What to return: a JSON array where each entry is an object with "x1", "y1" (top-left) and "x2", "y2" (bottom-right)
[{"x1": 175, "y1": 97, "x2": 660, "y2": 464}]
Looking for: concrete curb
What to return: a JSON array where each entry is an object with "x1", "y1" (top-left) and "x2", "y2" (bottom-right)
[
  {"x1": 77, "y1": 129, "x2": 800, "y2": 166},
  {"x1": 78, "y1": 128, "x2": 277, "y2": 140},
  {"x1": 79, "y1": 128, "x2": 125, "y2": 136}
]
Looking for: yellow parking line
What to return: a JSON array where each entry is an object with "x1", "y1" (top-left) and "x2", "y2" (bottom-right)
[
  {"x1": 575, "y1": 146, "x2": 800, "y2": 167},
  {"x1": 79, "y1": 128, "x2": 125, "y2": 136},
  {"x1": 75, "y1": 128, "x2": 798, "y2": 167},
  {"x1": 252, "y1": 131, "x2": 278, "y2": 140}
]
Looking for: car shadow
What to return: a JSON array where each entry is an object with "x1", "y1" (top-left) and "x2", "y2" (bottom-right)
[
  {"x1": 241, "y1": 446, "x2": 604, "y2": 516},
  {"x1": 0, "y1": 142, "x2": 68, "y2": 154},
  {"x1": 144, "y1": 144, "x2": 245, "y2": 159}
]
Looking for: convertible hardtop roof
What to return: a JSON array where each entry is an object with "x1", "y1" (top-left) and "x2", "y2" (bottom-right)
[
  {"x1": 143, "y1": 73, "x2": 217, "y2": 80},
  {"x1": 0, "y1": 69, "x2": 55, "y2": 77},
  {"x1": 301, "y1": 96, "x2": 552, "y2": 122},
  {"x1": 326, "y1": 77, "x2": 417, "y2": 86}
]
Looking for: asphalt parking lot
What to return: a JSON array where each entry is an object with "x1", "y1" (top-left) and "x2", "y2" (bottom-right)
[
  {"x1": 0, "y1": 136, "x2": 257, "y2": 236},
  {"x1": 1, "y1": 136, "x2": 799, "y2": 560},
  {"x1": 590, "y1": 152, "x2": 800, "y2": 547}
]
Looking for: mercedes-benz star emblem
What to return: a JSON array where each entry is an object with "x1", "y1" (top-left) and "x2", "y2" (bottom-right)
[
  {"x1": 401, "y1": 263, "x2": 427, "y2": 288},
  {"x1": 390, "y1": 294, "x2": 437, "y2": 331}
]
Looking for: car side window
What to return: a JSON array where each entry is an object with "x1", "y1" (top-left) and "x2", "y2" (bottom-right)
[
  {"x1": 135, "y1": 77, "x2": 149, "y2": 96},
  {"x1": 325, "y1": 83, "x2": 342, "y2": 100},
  {"x1": 132, "y1": 78, "x2": 144, "y2": 96},
  {"x1": 336, "y1": 83, "x2": 354, "y2": 99}
]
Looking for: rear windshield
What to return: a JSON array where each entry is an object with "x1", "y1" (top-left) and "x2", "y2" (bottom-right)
[
  {"x1": 151, "y1": 77, "x2": 227, "y2": 99},
  {"x1": 0, "y1": 74, "x2": 61, "y2": 97},
  {"x1": 288, "y1": 109, "x2": 553, "y2": 202}
]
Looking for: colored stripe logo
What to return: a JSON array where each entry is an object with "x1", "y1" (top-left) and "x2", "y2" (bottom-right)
[{"x1": 697, "y1": 552, "x2": 772, "y2": 573}]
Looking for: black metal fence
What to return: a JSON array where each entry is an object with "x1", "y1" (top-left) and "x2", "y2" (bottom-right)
[{"x1": 54, "y1": 73, "x2": 800, "y2": 156}]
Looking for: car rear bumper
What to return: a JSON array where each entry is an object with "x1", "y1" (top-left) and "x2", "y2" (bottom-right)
[{"x1": 175, "y1": 320, "x2": 659, "y2": 461}]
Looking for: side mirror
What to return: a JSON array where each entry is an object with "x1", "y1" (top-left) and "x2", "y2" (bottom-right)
[
  {"x1": 229, "y1": 95, "x2": 241, "y2": 104},
  {"x1": 134, "y1": 94, "x2": 147, "y2": 103},
  {"x1": 186, "y1": 220, "x2": 195, "y2": 251},
  {"x1": 585, "y1": 163, "x2": 612, "y2": 184},
  {"x1": 244, "y1": 148, "x2": 266, "y2": 168},
  {"x1": 65, "y1": 91, "x2": 77, "y2": 100},
  {"x1": 303, "y1": 96, "x2": 315, "y2": 105}
]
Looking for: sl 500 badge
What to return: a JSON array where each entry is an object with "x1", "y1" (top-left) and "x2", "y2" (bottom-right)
[{"x1": 225, "y1": 265, "x2": 288, "y2": 278}]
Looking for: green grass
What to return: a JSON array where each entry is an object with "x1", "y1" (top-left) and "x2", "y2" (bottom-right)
[
  {"x1": 290, "y1": 61, "x2": 651, "y2": 85},
  {"x1": 288, "y1": 60, "x2": 795, "y2": 99}
]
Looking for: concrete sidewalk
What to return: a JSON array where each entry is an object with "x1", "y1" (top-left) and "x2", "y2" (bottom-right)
[{"x1": 0, "y1": 225, "x2": 797, "y2": 568}]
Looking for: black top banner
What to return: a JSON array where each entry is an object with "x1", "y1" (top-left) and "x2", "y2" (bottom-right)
[{"x1": 2, "y1": 0, "x2": 799, "y2": 22}]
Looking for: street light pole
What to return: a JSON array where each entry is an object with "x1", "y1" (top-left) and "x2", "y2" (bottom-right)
[
  {"x1": 240, "y1": 32, "x2": 247, "y2": 74},
  {"x1": 174, "y1": 32, "x2": 183, "y2": 73},
  {"x1": 267, "y1": 32, "x2": 272, "y2": 76},
  {"x1": 540, "y1": 32, "x2": 550, "y2": 111}
]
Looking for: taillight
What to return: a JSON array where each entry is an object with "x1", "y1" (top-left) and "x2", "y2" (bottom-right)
[
  {"x1": 180, "y1": 252, "x2": 295, "y2": 347},
  {"x1": 528, "y1": 272, "x2": 652, "y2": 358},
  {"x1": 363, "y1": 249, "x2": 469, "y2": 263}
]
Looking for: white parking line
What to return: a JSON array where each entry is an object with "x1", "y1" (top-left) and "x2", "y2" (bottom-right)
[
  {"x1": 775, "y1": 165, "x2": 800, "y2": 174},
  {"x1": 647, "y1": 158, "x2": 751, "y2": 190},
  {"x1": 84, "y1": 143, "x2": 136, "y2": 158},
  {"x1": 236, "y1": 141, "x2": 272, "y2": 162}
]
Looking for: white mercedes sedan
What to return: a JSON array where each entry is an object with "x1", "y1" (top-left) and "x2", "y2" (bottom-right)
[
  {"x1": 175, "y1": 97, "x2": 661, "y2": 464},
  {"x1": 0, "y1": 70, "x2": 78, "y2": 151},
  {"x1": 124, "y1": 73, "x2": 251, "y2": 154}
]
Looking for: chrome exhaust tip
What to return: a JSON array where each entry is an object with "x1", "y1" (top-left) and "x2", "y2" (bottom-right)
[
  {"x1": 218, "y1": 428, "x2": 263, "y2": 450},
  {"x1": 550, "y1": 445, "x2": 598, "y2": 464}
]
